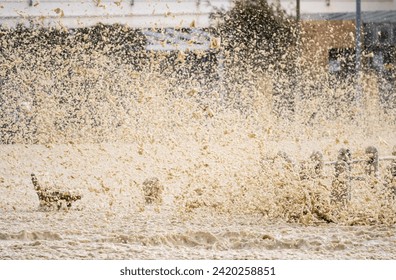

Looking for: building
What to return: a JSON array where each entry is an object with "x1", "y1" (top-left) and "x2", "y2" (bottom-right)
[
  {"x1": 279, "y1": 0, "x2": 396, "y2": 75},
  {"x1": 0, "y1": 0, "x2": 232, "y2": 29},
  {"x1": 2, "y1": 1, "x2": 396, "y2": 76},
  {"x1": 0, "y1": 0, "x2": 233, "y2": 53}
]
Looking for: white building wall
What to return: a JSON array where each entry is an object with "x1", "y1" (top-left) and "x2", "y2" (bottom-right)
[
  {"x1": 279, "y1": 0, "x2": 396, "y2": 17},
  {"x1": 2, "y1": 0, "x2": 395, "y2": 29},
  {"x1": 0, "y1": 0, "x2": 233, "y2": 28}
]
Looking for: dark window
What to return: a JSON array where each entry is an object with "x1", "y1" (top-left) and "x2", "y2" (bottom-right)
[
  {"x1": 328, "y1": 48, "x2": 356, "y2": 76},
  {"x1": 363, "y1": 23, "x2": 375, "y2": 48},
  {"x1": 377, "y1": 24, "x2": 392, "y2": 45}
]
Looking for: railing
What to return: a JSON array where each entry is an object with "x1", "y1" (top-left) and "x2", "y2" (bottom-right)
[{"x1": 263, "y1": 145, "x2": 396, "y2": 205}]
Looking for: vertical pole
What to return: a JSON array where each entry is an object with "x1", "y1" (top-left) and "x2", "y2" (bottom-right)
[
  {"x1": 296, "y1": 0, "x2": 300, "y2": 22},
  {"x1": 295, "y1": 0, "x2": 301, "y2": 119},
  {"x1": 392, "y1": 145, "x2": 396, "y2": 178},
  {"x1": 356, "y1": 0, "x2": 362, "y2": 102},
  {"x1": 332, "y1": 148, "x2": 352, "y2": 206},
  {"x1": 365, "y1": 146, "x2": 379, "y2": 177},
  {"x1": 310, "y1": 151, "x2": 324, "y2": 178}
]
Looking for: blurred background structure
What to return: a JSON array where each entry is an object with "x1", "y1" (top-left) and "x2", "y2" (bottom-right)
[
  {"x1": 0, "y1": 0, "x2": 233, "y2": 28},
  {"x1": 1, "y1": 1, "x2": 396, "y2": 74},
  {"x1": 1, "y1": 1, "x2": 395, "y2": 144}
]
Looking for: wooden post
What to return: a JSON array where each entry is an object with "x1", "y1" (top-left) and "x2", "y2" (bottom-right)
[
  {"x1": 385, "y1": 146, "x2": 396, "y2": 199},
  {"x1": 337, "y1": 148, "x2": 352, "y2": 164},
  {"x1": 390, "y1": 145, "x2": 396, "y2": 179},
  {"x1": 310, "y1": 151, "x2": 324, "y2": 178},
  {"x1": 331, "y1": 148, "x2": 351, "y2": 205},
  {"x1": 365, "y1": 146, "x2": 379, "y2": 177},
  {"x1": 390, "y1": 156, "x2": 396, "y2": 184},
  {"x1": 391, "y1": 161, "x2": 396, "y2": 178},
  {"x1": 355, "y1": 0, "x2": 362, "y2": 103}
]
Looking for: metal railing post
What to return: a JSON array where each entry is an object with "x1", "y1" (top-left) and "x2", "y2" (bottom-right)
[
  {"x1": 355, "y1": 0, "x2": 362, "y2": 103},
  {"x1": 365, "y1": 146, "x2": 379, "y2": 177}
]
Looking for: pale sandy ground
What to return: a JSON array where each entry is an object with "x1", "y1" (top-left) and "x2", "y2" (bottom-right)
[
  {"x1": 1, "y1": 17, "x2": 396, "y2": 261},
  {"x1": 1, "y1": 139, "x2": 395, "y2": 260}
]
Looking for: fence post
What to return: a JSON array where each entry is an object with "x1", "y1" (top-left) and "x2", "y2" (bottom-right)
[
  {"x1": 385, "y1": 146, "x2": 396, "y2": 199},
  {"x1": 365, "y1": 146, "x2": 379, "y2": 177},
  {"x1": 337, "y1": 148, "x2": 352, "y2": 165},
  {"x1": 310, "y1": 151, "x2": 323, "y2": 178},
  {"x1": 391, "y1": 146, "x2": 396, "y2": 179},
  {"x1": 331, "y1": 148, "x2": 351, "y2": 206}
]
